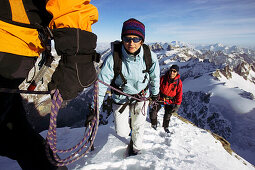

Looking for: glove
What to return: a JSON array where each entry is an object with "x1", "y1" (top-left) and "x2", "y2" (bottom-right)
[
  {"x1": 85, "y1": 108, "x2": 96, "y2": 128},
  {"x1": 172, "y1": 105, "x2": 180, "y2": 113},
  {"x1": 48, "y1": 28, "x2": 100, "y2": 100},
  {"x1": 150, "y1": 94, "x2": 159, "y2": 102}
]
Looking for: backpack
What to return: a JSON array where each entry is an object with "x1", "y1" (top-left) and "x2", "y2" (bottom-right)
[{"x1": 110, "y1": 41, "x2": 152, "y2": 92}]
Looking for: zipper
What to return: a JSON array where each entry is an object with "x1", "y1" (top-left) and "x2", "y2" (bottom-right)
[{"x1": 76, "y1": 28, "x2": 79, "y2": 55}]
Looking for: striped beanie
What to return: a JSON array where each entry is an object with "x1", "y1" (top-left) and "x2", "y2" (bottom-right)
[{"x1": 121, "y1": 18, "x2": 145, "y2": 41}]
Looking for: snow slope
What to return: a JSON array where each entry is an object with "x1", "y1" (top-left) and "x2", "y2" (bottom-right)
[{"x1": 0, "y1": 109, "x2": 254, "y2": 170}]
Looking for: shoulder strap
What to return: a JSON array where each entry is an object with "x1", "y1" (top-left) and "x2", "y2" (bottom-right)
[
  {"x1": 142, "y1": 44, "x2": 152, "y2": 73},
  {"x1": 174, "y1": 77, "x2": 180, "y2": 90},
  {"x1": 111, "y1": 41, "x2": 127, "y2": 86},
  {"x1": 141, "y1": 44, "x2": 152, "y2": 83}
]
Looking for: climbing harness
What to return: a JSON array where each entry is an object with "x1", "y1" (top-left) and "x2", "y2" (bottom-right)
[{"x1": 98, "y1": 79, "x2": 149, "y2": 116}]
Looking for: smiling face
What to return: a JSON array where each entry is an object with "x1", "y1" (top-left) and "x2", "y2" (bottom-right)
[
  {"x1": 169, "y1": 69, "x2": 178, "y2": 79},
  {"x1": 122, "y1": 35, "x2": 143, "y2": 54}
]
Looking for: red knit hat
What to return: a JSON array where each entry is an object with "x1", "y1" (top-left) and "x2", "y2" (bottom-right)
[{"x1": 121, "y1": 18, "x2": 145, "y2": 41}]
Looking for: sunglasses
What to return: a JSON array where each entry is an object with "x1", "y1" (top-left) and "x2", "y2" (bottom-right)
[
  {"x1": 122, "y1": 37, "x2": 142, "y2": 43},
  {"x1": 170, "y1": 69, "x2": 177, "y2": 73}
]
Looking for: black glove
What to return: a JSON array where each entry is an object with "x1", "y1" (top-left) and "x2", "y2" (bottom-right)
[
  {"x1": 48, "y1": 28, "x2": 100, "y2": 100},
  {"x1": 85, "y1": 108, "x2": 96, "y2": 128},
  {"x1": 172, "y1": 105, "x2": 180, "y2": 113},
  {"x1": 151, "y1": 94, "x2": 159, "y2": 102}
]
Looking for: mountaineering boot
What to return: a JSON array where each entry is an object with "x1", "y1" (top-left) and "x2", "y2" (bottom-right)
[
  {"x1": 163, "y1": 118, "x2": 170, "y2": 133},
  {"x1": 127, "y1": 139, "x2": 139, "y2": 156},
  {"x1": 164, "y1": 128, "x2": 170, "y2": 133},
  {"x1": 151, "y1": 118, "x2": 157, "y2": 130},
  {"x1": 151, "y1": 124, "x2": 157, "y2": 130},
  {"x1": 162, "y1": 119, "x2": 170, "y2": 129}
]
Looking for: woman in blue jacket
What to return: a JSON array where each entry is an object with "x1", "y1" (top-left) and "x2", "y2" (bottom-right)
[{"x1": 96, "y1": 18, "x2": 160, "y2": 156}]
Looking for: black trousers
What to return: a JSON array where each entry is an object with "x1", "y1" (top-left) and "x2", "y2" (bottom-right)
[
  {"x1": 150, "y1": 104, "x2": 175, "y2": 128},
  {"x1": 0, "y1": 77, "x2": 66, "y2": 170}
]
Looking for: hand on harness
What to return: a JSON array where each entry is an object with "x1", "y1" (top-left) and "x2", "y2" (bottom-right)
[
  {"x1": 150, "y1": 94, "x2": 159, "y2": 102},
  {"x1": 48, "y1": 28, "x2": 100, "y2": 100},
  {"x1": 85, "y1": 107, "x2": 96, "y2": 128}
]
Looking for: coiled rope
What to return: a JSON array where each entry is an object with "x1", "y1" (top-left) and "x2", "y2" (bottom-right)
[
  {"x1": 45, "y1": 80, "x2": 99, "y2": 166},
  {"x1": 0, "y1": 80, "x2": 99, "y2": 166}
]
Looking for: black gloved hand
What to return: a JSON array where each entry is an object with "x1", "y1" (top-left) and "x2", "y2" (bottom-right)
[
  {"x1": 48, "y1": 28, "x2": 100, "y2": 100},
  {"x1": 85, "y1": 108, "x2": 96, "y2": 127},
  {"x1": 151, "y1": 94, "x2": 159, "y2": 102},
  {"x1": 172, "y1": 104, "x2": 180, "y2": 113}
]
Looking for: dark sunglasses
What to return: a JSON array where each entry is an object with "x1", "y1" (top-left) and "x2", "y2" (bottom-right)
[
  {"x1": 123, "y1": 37, "x2": 142, "y2": 43},
  {"x1": 170, "y1": 69, "x2": 177, "y2": 73}
]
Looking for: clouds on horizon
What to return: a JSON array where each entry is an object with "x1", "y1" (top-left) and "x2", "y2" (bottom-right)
[{"x1": 91, "y1": 0, "x2": 255, "y2": 46}]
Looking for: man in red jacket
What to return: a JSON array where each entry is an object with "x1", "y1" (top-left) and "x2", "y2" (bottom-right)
[{"x1": 150, "y1": 64, "x2": 183, "y2": 133}]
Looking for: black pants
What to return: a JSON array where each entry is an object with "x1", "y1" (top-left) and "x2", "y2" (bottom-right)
[
  {"x1": 150, "y1": 104, "x2": 175, "y2": 128},
  {"x1": 0, "y1": 77, "x2": 66, "y2": 170}
]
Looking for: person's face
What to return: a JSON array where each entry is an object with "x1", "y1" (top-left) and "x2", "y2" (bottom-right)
[
  {"x1": 169, "y1": 69, "x2": 178, "y2": 79},
  {"x1": 122, "y1": 35, "x2": 143, "y2": 54}
]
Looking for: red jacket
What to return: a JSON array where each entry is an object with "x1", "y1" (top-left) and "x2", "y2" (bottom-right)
[{"x1": 159, "y1": 73, "x2": 183, "y2": 105}]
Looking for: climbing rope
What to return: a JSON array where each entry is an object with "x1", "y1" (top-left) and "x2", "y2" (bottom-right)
[
  {"x1": 97, "y1": 79, "x2": 149, "y2": 115},
  {"x1": 97, "y1": 79, "x2": 148, "y2": 102},
  {"x1": 45, "y1": 80, "x2": 99, "y2": 166},
  {"x1": 0, "y1": 80, "x2": 99, "y2": 166}
]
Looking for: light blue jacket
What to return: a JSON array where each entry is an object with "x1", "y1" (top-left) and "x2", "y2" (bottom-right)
[{"x1": 97, "y1": 44, "x2": 160, "y2": 108}]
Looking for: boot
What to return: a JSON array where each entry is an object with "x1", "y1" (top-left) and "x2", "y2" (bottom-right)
[
  {"x1": 151, "y1": 124, "x2": 157, "y2": 130},
  {"x1": 162, "y1": 119, "x2": 170, "y2": 129},
  {"x1": 164, "y1": 127, "x2": 170, "y2": 133},
  {"x1": 151, "y1": 119, "x2": 157, "y2": 130},
  {"x1": 128, "y1": 139, "x2": 139, "y2": 156}
]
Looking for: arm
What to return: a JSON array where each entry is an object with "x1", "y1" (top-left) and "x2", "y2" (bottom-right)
[
  {"x1": 149, "y1": 52, "x2": 160, "y2": 96},
  {"x1": 97, "y1": 54, "x2": 115, "y2": 109},
  {"x1": 46, "y1": 0, "x2": 100, "y2": 100},
  {"x1": 175, "y1": 79, "x2": 183, "y2": 105}
]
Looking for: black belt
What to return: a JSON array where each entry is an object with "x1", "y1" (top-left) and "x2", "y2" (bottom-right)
[{"x1": 160, "y1": 92, "x2": 175, "y2": 101}]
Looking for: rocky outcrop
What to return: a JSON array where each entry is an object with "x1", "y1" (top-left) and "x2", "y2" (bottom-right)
[
  {"x1": 220, "y1": 65, "x2": 232, "y2": 79},
  {"x1": 149, "y1": 43, "x2": 164, "y2": 52},
  {"x1": 233, "y1": 62, "x2": 250, "y2": 80},
  {"x1": 179, "y1": 91, "x2": 232, "y2": 139}
]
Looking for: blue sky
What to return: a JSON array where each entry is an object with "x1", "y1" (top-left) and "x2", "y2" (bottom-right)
[{"x1": 90, "y1": 0, "x2": 255, "y2": 47}]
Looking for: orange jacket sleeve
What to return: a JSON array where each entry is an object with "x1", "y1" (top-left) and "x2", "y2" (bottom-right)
[{"x1": 46, "y1": 0, "x2": 98, "y2": 32}]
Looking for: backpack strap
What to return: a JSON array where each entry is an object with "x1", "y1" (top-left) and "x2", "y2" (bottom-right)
[
  {"x1": 111, "y1": 41, "x2": 127, "y2": 91},
  {"x1": 142, "y1": 44, "x2": 152, "y2": 83},
  {"x1": 174, "y1": 77, "x2": 180, "y2": 89}
]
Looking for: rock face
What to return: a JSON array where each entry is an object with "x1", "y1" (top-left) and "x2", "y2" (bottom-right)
[
  {"x1": 150, "y1": 43, "x2": 164, "y2": 52},
  {"x1": 179, "y1": 91, "x2": 232, "y2": 139}
]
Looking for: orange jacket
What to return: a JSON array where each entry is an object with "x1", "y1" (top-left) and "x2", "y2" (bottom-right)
[
  {"x1": 46, "y1": 0, "x2": 98, "y2": 31},
  {"x1": 0, "y1": 0, "x2": 98, "y2": 57}
]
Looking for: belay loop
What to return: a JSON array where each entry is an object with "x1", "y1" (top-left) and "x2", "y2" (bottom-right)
[{"x1": 45, "y1": 80, "x2": 99, "y2": 166}]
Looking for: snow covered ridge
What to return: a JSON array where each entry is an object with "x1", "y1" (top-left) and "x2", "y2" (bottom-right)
[{"x1": 1, "y1": 112, "x2": 254, "y2": 170}]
